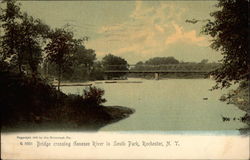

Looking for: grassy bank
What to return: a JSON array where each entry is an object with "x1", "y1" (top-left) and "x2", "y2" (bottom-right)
[{"x1": 0, "y1": 71, "x2": 134, "y2": 132}]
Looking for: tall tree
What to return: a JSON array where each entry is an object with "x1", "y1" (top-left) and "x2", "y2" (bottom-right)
[
  {"x1": 0, "y1": 0, "x2": 49, "y2": 75},
  {"x1": 0, "y1": 0, "x2": 23, "y2": 72},
  {"x1": 45, "y1": 28, "x2": 80, "y2": 90},
  {"x1": 202, "y1": 0, "x2": 249, "y2": 89},
  {"x1": 18, "y1": 13, "x2": 50, "y2": 76}
]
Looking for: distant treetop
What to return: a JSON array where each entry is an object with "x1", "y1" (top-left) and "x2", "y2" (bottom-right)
[{"x1": 145, "y1": 57, "x2": 179, "y2": 65}]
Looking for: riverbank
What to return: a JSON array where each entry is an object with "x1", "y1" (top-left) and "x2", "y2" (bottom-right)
[
  {"x1": 220, "y1": 81, "x2": 250, "y2": 132},
  {"x1": 1, "y1": 105, "x2": 135, "y2": 132},
  {"x1": 0, "y1": 71, "x2": 134, "y2": 132}
]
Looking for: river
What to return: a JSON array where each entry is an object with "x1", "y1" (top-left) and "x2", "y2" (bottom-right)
[{"x1": 61, "y1": 78, "x2": 247, "y2": 132}]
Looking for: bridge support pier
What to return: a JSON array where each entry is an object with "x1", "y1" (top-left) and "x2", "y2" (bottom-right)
[{"x1": 154, "y1": 73, "x2": 159, "y2": 80}]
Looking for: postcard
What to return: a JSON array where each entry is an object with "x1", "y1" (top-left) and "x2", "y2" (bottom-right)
[{"x1": 1, "y1": 0, "x2": 249, "y2": 159}]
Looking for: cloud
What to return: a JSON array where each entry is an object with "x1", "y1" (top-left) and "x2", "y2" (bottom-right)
[
  {"x1": 86, "y1": 1, "x2": 210, "y2": 63},
  {"x1": 165, "y1": 22, "x2": 208, "y2": 46}
]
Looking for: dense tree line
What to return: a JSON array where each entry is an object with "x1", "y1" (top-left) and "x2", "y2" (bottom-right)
[
  {"x1": 0, "y1": 0, "x2": 129, "y2": 88},
  {"x1": 132, "y1": 57, "x2": 220, "y2": 72},
  {"x1": 2, "y1": 0, "x2": 248, "y2": 87},
  {"x1": 0, "y1": 0, "x2": 127, "y2": 129},
  {"x1": 46, "y1": 53, "x2": 129, "y2": 82},
  {"x1": 145, "y1": 57, "x2": 179, "y2": 65}
]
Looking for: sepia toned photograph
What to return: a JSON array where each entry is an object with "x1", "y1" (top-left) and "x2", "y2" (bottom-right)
[{"x1": 0, "y1": 0, "x2": 249, "y2": 159}]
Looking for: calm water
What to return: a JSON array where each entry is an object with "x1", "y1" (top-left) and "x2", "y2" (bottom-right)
[{"x1": 61, "y1": 78, "x2": 247, "y2": 132}]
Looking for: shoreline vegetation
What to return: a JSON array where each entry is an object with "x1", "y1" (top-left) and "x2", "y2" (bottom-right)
[
  {"x1": 2, "y1": 106, "x2": 135, "y2": 132},
  {"x1": 219, "y1": 81, "x2": 250, "y2": 133},
  {"x1": 1, "y1": 70, "x2": 248, "y2": 132},
  {"x1": 0, "y1": 71, "x2": 134, "y2": 132}
]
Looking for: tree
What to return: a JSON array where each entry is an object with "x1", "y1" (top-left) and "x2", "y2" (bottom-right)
[
  {"x1": 145, "y1": 57, "x2": 179, "y2": 65},
  {"x1": 90, "y1": 61, "x2": 105, "y2": 80},
  {"x1": 46, "y1": 44, "x2": 96, "y2": 82},
  {"x1": 45, "y1": 28, "x2": 80, "y2": 90},
  {"x1": 18, "y1": 13, "x2": 50, "y2": 76},
  {"x1": 71, "y1": 45, "x2": 96, "y2": 78},
  {"x1": 0, "y1": 0, "x2": 50, "y2": 76},
  {"x1": 102, "y1": 54, "x2": 128, "y2": 78},
  {"x1": 200, "y1": 59, "x2": 209, "y2": 64},
  {"x1": 0, "y1": 0, "x2": 23, "y2": 72},
  {"x1": 202, "y1": 0, "x2": 249, "y2": 89},
  {"x1": 136, "y1": 61, "x2": 144, "y2": 66},
  {"x1": 73, "y1": 46, "x2": 96, "y2": 67}
]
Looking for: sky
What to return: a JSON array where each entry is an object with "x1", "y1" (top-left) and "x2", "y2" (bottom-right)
[{"x1": 19, "y1": 0, "x2": 221, "y2": 64}]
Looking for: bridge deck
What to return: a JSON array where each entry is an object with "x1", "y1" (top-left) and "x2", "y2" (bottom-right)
[{"x1": 104, "y1": 70, "x2": 210, "y2": 74}]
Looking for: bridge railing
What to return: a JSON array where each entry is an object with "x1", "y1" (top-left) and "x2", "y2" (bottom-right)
[{"x1": 103, "y1": 64, "x2": 220, "y2": 72}]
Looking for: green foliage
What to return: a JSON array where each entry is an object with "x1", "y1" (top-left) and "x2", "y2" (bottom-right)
[
  {"x1": 0, "y1": 0, "x2": 113, "y2": 130},
  {"x1": 102, "y1": 54, "x2": 128, "y2": 78},
  {"x1": 18, "y1": 13, "x2": 50, "y2": 75},
  {"x1": 200, "y1": 59, "x2": 209, "y2": 64},
  {"x1": 0, "y1": 71, "x2": 65, "y2": 125},
  {"x1": 0, "y1": 0, "x2": 23, "y2": 71},
  {"x1": 83, "y1": 86, "x2": 106, "y2": 106},
  {"x1": 89, "y1": 61, "x2": 105, "y2": 80},
  {"x1": 45, "y1": 28, "x2": 75, "y2": 65},
  {"x1": 133, "y1": 57, "x2": 220, "y2": 73},
  {"x1": 0, "y1": 59, "x2": 13, "y2": 72},
  {"x1": 69, "y1": 45, "x2": 96, "y2": 81},
  {"x1": 202, "y1": 0, "x2": 249, "y2": 89},
  {"x1": 0, "y1": 0, "x2": 50, "y2": 75},
  {"x1": 0, "y1": 0, "x2": 22, "y2": 59},
  {"x1": 102, "y1": 54, "x2": 128, "y2": 70},
  {"x1": 145, "y1": 57, "x2": 179, "y2": 65},
  {"x1": 0, "y1": 71, "x2": 112, "y2": 128},
  {"x1": 45, "y1": 44, "x2": 99, "y2": 81},
  {"x1": 73, "y1": 45, "x2": 96, "y2": 68},
  {"x1": 45, "y1": 28, "x2": 81, "y2": 89}
]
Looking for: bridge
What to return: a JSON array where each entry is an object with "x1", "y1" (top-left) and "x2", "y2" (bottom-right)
[{"x1": 103, "y1": 64, "x2": 217, "y2": 80}]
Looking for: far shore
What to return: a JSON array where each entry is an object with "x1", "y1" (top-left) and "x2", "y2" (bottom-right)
[
  {"x1": 52, "y1": 77, "x2": 212, "y2": 86},
  {"x1": 52, "y1": 80, "x2": 144, "y2": 86}
]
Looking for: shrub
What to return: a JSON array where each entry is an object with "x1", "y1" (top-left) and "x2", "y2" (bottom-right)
[
  {"x1": 0, "y1": 71, "x2": 67, "y2": 125},
  {"x1": 239, "y1": 81, "x2": 249, "y2": 89},
  {"x1": 82, "y1": 86, "x2": 106, "y2": 107}
]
